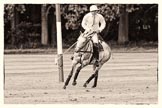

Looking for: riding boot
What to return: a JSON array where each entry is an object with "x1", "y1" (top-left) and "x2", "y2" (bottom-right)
[{"x1": 93, "y1": 43, "x2": 99, "y2": 67}]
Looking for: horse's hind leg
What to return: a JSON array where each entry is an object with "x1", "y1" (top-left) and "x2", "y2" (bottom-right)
[
  {"x1": 92, "y1": 65, "x2": 98, "y2": 88},
  {"x1": 72, "y1": 64, "x2": 82, "y2": 86},
  {"x1": 83, "y1": 65, "x2": 102, "y2": 88},
  {"x1": 83, "y1": 66, "x2": 99, "y2": 88},
  {"x1": 92, "y1": 64, "x2": 103, "y2": 88},
  {"x1": 92, "y1": 72, "x2": 98, "y2": 88}
]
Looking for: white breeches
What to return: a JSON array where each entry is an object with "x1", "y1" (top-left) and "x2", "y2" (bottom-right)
[{"x1": 91, "y1": 33, "x2": 99, "y2": 44}]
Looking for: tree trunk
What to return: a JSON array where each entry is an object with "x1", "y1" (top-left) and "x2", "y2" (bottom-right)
[
  {"x1": 47, "y1": 7, "x2": 57, "y2": 47},
  {"x1": 11, "y1": 7, "x2": 16, "y2": 46},
  {"x1": 41, "y1": 5, "x2": 48, "y2": 45},
  {"x1": 118, "y1": 6, "x2": 129, "y2": 44}
]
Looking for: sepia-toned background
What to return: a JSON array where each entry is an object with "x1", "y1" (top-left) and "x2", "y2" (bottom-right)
[{"x1": 3, "y1": 3, "x2": 158, "y2": 104}]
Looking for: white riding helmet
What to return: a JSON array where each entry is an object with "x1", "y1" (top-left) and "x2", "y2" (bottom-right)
[{"x1": 90, "y1": 5, "x2": 99, "y2": 12}]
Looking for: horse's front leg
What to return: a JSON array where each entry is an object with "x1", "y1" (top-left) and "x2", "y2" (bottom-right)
[
  {"x1": 72, "y1": 64, "x2": 83, "y2": 86},
  {"x1": 63, "y1": 63, "x2": 76, "y2": 89}
]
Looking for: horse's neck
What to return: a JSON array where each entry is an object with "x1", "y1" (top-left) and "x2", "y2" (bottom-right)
[
  {"x1": 85, "y1": 40, "x2": 93, "y2": 51},
  {"x1": 77, "y1": 40, "x2": 93, "y2": 54}
]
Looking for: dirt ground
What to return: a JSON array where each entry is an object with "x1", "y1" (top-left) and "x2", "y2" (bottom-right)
[{"x1": 4, "y1": 52, "x2": 158, "y2": 104}]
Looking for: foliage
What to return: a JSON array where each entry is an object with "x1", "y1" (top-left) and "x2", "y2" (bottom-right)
[
  {"x1": 5, "y1": 22, "x2": 41, "y2": 49},
  {"x1": 4, "y1": 4, "x2": 158, "y2": 49},
  {"x1": 61, "y1": 4, "x2": 89, "y2": 30},
  {"x1": 4, "y1": 4, "x2": 26, "y2": 22},
  {"x1": 4, "y1": 4, "x2": 42, "y2": 49},
  {"x1": 60, "y1": 4, "x2": 143, "y2": 44},
  {"x1": 61, "y1": 4, "x2": 140, "y2": 30},
  {"x1": 129, "y1": 4, "x2": 158, "y2": 41}
]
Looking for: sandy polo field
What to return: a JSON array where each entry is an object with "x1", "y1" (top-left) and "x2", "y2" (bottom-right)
[{"x1": 4, "y1": 52, "x2": 158, "y2": 104}]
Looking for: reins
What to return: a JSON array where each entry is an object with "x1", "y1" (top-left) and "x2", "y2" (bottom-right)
[
  {"x1": 55, "y1": 31, "x2": 96, "y2": 64},
  {"x1": 74, "y1": 31, "x2": 96, "y2": 53}
]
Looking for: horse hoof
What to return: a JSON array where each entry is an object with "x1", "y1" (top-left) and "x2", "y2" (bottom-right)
[
  {"x1": 72, "y1": 81, "x2": 77, "y2": 86},
  {"x1": 91, "y1": 85, "x2": 96, "y2": 88},
  {"x1": 63, "y1": 86, "x2": 66, "y2": 89},
  {"x1": 83, "y1": 83, "x2": 87, "y2": 88},
  {"x1": 71, "y1": 56, "x2": 74, "y2": 60}
]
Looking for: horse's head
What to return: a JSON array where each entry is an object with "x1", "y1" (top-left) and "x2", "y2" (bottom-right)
[
  {"x1": 75, "y1": 30, "x2": 97, "y2": 53},
  {"x1": 75, "y1": 33, "x2": 89, "y2": 52}
]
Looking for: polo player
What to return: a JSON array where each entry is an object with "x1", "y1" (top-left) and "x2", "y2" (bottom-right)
[{"x1": 76, "y1": 5, "x2": 106, "y2": 66}]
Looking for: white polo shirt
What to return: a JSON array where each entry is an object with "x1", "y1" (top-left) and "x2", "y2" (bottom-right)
[{"x1": 81, "y1": 12, "x2": 106, "y2": 32}]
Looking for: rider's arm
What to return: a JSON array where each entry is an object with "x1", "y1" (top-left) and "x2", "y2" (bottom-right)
[{"x1": 81, "y1": 14, "x2": 90, "y2": 31}]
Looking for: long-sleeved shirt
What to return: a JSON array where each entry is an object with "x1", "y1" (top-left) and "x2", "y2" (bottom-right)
[{"x1": 81, "y1": 12, "x2": 106, "y2": 32}]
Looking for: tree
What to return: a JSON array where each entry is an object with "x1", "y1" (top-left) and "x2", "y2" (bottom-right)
[
  {"x1": 4, "y1": 4, "x2": 158, "y2": 49},
  {"x1": 91, "y1": 4, "x2": 139, "y2": 44},
  {"x1": 41, "y1": 4, "x2": 57, "y2": 46},
  {"x1": 60, "y1": 4, "x2": 120, "y2": 43},
  {"x1": 60, "y1": 4, "x2": 140, "y2": 44},
  {"x1": 4, "y1": 4, "x2": 26, "y2": 46},
  {"x1": 118, "y1": 5, "x2": 129, "y2": 44},
  {"x1": 41, "y1": 4, "x2": 48, "y2": 45},
  {"x1": 129, "y1": 4, "x2": 158, "y2": 41}
]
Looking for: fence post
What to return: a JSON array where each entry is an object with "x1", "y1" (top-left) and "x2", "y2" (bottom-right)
[{"x1": 56, "y1": 4, "x2": 64, "y2": 82}]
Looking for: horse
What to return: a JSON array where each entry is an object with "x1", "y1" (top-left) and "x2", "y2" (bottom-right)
[{"x1": 63, "y1": 31, "x2": 111, "y2": 89}]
